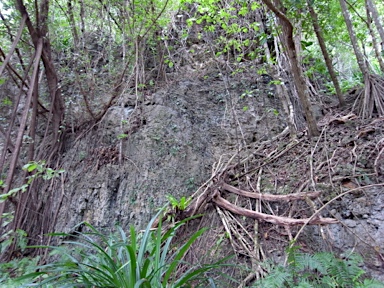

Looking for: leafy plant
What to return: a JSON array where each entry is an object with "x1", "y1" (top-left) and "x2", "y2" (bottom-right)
[
  {"x1": 167, "y1": 195, "x2": 192, "y2": 211},
  {"x1": 266, "y1": 108, "x2": 279, "y2": 116},
  {"x1": 17, "y1": 209, "x2": 223, "y2": 287},
  {"x1": 0, "y1": 255, "x2": 41, "y2": 287},
  {"x1": 0, "y1": 161, "x2": 64, "y2": 203},
  {"x1": 117, "y1": 133, "x2": 129, "y2": 140},
  {"x1": 0, "y1": 226, "x2": 39, "y2": 287},
  {"x1": 254, "y1": 246, "x2": 384, "y2": 287},
  {"x1": 1, "y1": 97, "x2": 12, "y2": 106}
]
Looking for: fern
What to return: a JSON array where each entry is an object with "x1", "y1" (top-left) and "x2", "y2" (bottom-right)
[
  {"x1": 254, "y1": 248, "x2": 384, "y2": 288},
  {"x1": 358, "y1": 279, "x2": 384, "y2": 288},
  {"x1": 261, "y1": 266, "x2": 293, "y2": 287}
]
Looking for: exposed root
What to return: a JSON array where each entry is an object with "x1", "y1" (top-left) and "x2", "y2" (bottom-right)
[
  {"x1": 354, "y1": 74, "x2": 384, "y2": 118},
  {"x1": 212, "y1": 189, "x2": 338, "y2": 226},
  {"x1": 155, "y1": 112, "x2": 384, "y2": 285}
]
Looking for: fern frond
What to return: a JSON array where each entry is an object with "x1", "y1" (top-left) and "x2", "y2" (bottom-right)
[
  {"x1": 357, "y1": 278, "x2": 384, "y2": 288},
  {"x1": 253, "y1": 249, "x2": 384, "y2": 288},
  {"x1": 256, "y1": 265, "x2": 292, "y2": 287}
]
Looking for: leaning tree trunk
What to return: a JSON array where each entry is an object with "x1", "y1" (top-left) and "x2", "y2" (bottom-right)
[
  {"x1": 365, "y1": 0, "x2": 384, "y2": 52},
  {"x1": 365, "y1": 0, "x2": 384, "y2": 73},
  {"x1": 307, "y1": 0, "x2": 345, "y2": 107},
  {"x1": 254, "y1": 7, "x2": 297, "y2": 138},
  {"x1": 0, "y1": 0, "x2": 66, "y2": 255},
  {"x1": 365, "y1": 1, "x2": 384, "y2": 73},
  {"x1": 339, "y1": 0, "x2": 369, "y2": 76},
  {"x1": 261, "y1": 0, "x2": 319, "y2": 137},
  {"x1": 340, "y1": 0, "x2": 384, "y2": 118}
]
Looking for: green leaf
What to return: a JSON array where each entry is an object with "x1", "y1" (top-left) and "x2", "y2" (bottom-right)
[
  {"x1": 163, "y1": 228, "x2": 207, "y2": 285},
  {"x1": 117, "y1": 133, "x2": 129, "y2": 139},
  {"x1": 251, "y1": 2, "x2": 260, "y2": 10},
  {"x1": 23, "y1": 162, "x2": 38, "y2": 172}
]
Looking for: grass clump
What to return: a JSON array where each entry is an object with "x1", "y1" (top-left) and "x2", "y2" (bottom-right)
[{"x1": 17, "y1": 209, "x2": 223, "y2": 287}]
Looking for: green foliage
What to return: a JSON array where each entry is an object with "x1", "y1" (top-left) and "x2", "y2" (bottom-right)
[
  {"x1": 0, "y1": 226, "x2": 38, "y2": 287},
  {"x1": 240, "y1": 89, "x2": 254, "y2": 99},
  {"x1": 0, "y1": 255, "x2": 41, "y2": 287},
  {"x1": 167, "y1": 195, "x2": 192, "y2": 211},
  {"x1": 1, "y1": 96, "x2": 12, "y2": 106},
  {"x1": 22, "y1": 161, "x2": 65, "y2": 181},
  {"x1": 0, "y1": 161, "x2": 64, "y2": 203},
  {"x1": 17, "y1": 209, "x2": 224, "y2": 287},
  {"x1": 326, "y1": 76, "x2": 363, "y2": 95},
  {"x1": 266, "y1": 108, "x2": 279, "y2": 116},
  {"x1": 183, "y1": 0, "x2": 261, "y2": 61},
  {"x1": 0, "y1": 228, "x2": 27, "y2": 255},
  {"x1": 254, "y1": 246, "x2": 384, "y2": 287},
  {"x1": 117, "y1": 133, "x2": 129, "y2": 139},
  {"x1": 268, "y1": 79, "x2": 283, "y2": 85}
]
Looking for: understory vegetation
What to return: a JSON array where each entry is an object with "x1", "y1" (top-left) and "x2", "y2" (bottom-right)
[
  {"x1": 255, "y1": 246, "x2": 384, "y2": 287},
  {"x1": 1, "y1": 0, "x2": 384, "y2": 286},
  {"x1": 1, "y1": 211, "x2": 383, "y2": 287}
]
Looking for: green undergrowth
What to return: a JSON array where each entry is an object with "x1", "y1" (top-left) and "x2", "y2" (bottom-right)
[
  {"x1": 2, "y1": 209, "x2": 384, "y2": 287},
  {"x1": 13, "y1": 209, "x2": 227, "y2": 287},
  {"x1": 254, "y1": 245, "x2": 384, "y2": 288}
]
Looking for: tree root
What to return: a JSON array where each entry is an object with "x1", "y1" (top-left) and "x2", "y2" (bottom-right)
[{"x1": 212, "y1": 189, "x2": 338, "y2": 227}]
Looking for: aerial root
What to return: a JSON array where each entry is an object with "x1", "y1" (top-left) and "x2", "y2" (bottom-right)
[{"x1": 354, "y1": 73, "x2": 384, "y2": 118}]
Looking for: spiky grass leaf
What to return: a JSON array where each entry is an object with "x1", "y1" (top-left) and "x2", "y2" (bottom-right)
[
  {"x1": 163, "y1": 228, "x2": 207, "y2": 285},
  {"x1": 17, "y1": 208, "x2": 224, "y2": 287}
]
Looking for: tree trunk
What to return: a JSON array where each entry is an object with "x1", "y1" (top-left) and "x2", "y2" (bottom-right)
[
  {"x1": 255, "y1": 7, "x2": 297, "y2": 137},
  {"x1": 16, "y1": 0, "x2": 65, "y2": 145},
  {"x1": 1, "y1": 0, "x2": 66, "y2": 248},
  {"x1": 365, "y1": 1, "x2": 384, "y2": 73},
  {"x1": 261, "y1": 0, "x2": 319, "y2": 137},
  {"x1": 67, "y1": 0, "x2": 79, "y2": 47},
  {"x1": 365, "y1": 0, "x2": 384, "y2": 52},
  {"x1": 0, "y1": 40, "x2": 43, "y2": 229},
  {"x1": 339, "y1": 0, "x2": 369, "y2": 76},
  {"x1": 307, "y1": 1, "x2": 345, "y2": 107},
  {"x1": 365, "y1": 0, "x2": 384, "y2": 73}
]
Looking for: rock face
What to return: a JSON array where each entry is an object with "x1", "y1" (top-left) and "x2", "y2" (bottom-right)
[
  {"x1": 54, "y1": 67, "x2": 384, "y2": 282},
  {"x1": 329, "y1": 188, "x2": 384, "y2": 280},
  {"x1": 56, "y1": 70, "x2": 286, "y2": 232}
]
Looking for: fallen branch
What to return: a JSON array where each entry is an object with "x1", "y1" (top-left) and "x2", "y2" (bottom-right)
[
  {"x1": 221, "y1": 183, "x2": 321, "y2": 202},
  {"x1": 212, "y1": 190, "x2": 338, "y2": 227}
]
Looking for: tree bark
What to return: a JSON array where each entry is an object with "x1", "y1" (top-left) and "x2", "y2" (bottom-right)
[
  {"x1": 212, "y1": 190, "x2": 338, "y2": 226},
  {"x1": 221, "y1": 183, "x2": 321, "y2": 201},
  {"x1": 307, "y1": 1, "x2": 345, "y2": 107},
  {"x1": 0, "y1": 40, "x2": 43, "y2": 227},
  {"x1": 16, "y1": 0, "x2": 65, "y2": 145},
  {"x1": 255, "y1": 7, "x2": 297, "y2": 137},
  {"x1": 67, "y1": 0, "x2": 79, "y2": 47},
  {"x1": 365, "y1": 0, "x2": 384, "y2": 52},
  {"x1": 261, "y1": 0, "x2": 319, "y2": 136},
  {"x1": 365, "y1": 0, "x2": 384, "y2": 73},
  {"x1": 339, "y1": 0, "x2": 369, "y2": 76},
  {"x1": 365, "y1": 1, "x2": 384, "y2": 73}
]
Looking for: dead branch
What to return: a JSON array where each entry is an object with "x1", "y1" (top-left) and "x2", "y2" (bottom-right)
[{"x1": 221, "y1": 183, "x2": 321, "y2": 202}]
